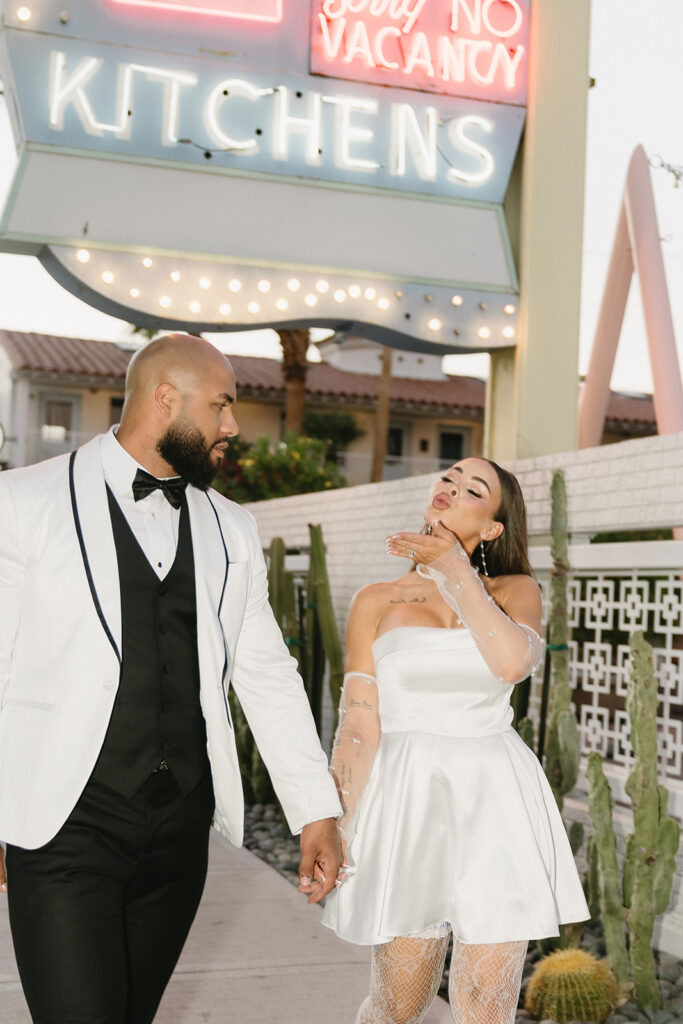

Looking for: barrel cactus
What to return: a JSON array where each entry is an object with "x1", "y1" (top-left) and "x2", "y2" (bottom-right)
[{"x1": 525, "y1": 949, "x2": 620, "y2": 1023}]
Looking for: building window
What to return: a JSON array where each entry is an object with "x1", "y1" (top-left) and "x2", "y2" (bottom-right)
[
  {"x1": 110, "y1": 397, "x2": 124, "y2": 425},
  {"x1": 439, "y1": 429, "x2": 469, "y2": 464}
]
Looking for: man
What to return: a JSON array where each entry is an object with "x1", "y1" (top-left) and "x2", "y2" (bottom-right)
[{"x1": 0, "y1": 334, "x2": 343, "y2": 1024}]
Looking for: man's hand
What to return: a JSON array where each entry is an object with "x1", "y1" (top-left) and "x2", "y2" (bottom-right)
[
  {"x1": 0, "y1": 846, "x2": 6, "y2": 893},
  {"x1": 297, "y1": 817, "x2": 342, "y2": 904}
]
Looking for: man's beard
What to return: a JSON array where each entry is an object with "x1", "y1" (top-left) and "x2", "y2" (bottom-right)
[{"x1": 156, "y1": 419, "x2": 225, "y2": 490}]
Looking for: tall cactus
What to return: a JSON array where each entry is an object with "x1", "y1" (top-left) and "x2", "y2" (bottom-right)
[
  {"x1": 308, "y1": 524, "x2": 344, "y2": 724},
  {"x1": 586, "y1": 632, "x2": 681, "y2": 1010},
  {"x1": 543, "y1": 470, "x2": 580, "y2": 809},
  {"x1": 236, "y1": 528, "x2": 343, "y2": 802},
  {"x1": 586, "y1": 752, "x2": 629, "y2": 984},
  {"x1": 625, "y1": 632, "x2": 680, "y2": 1008}
]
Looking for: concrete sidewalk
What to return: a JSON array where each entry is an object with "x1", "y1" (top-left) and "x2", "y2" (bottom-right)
[{"x1": 1, "y1": 831, "x2": 451, "y2": 1023}]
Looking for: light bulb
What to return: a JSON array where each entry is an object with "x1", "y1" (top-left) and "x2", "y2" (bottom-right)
[
  {"x1": 76, "y1": 249, "x2": 90, "y2": 264},
  {"x1": 142, "y1": 258, "x2": 153, "y2": 268},
  {"x1": 377, "y1": 298, "x2": 390, "y2": 310},
  {"x1": 101, "y1": 271, "x2": 114, "y2": 284},
  {"x1": 478, "y1": 327, "x2": 491, "y2": 339},
  {"x1": 170, "y1": 271, "x2": 181, "y2": 282},
  {"x1": 159, "y1": 296, "x2": 171, "y2": 308},
  {"x1": 333, "y1": 290, "x2": 346, "y2": 303},
  {"x1": 276, "y1": 298, "x2": 288, "y2": 311},
  {"x1": 248, "y1": 301, "x2": 260, "y2": 314},
  {"x1": 17, "y1": 7, "x2": 31, "y2": 21},
  {"x1": 504, "y1": 303, "x2": 516, "y2": 315},
  {"x1": 287, "y1": 278, "x2": 300, "y2": 292},
  {"x1": 316, "y1": 280, "x2": 329, "y2": 293},
  {"x1": 428, "y1": 318, "x2": 442, "y2": 332},
  {"x1": 502, "y1": 326, "x2": 516, "y2": 339},
  {"x1": 364, "y1": 287, "x2": 376, "y2": 300},
  {"x1": 257, "y1": 280, "x2": 271, "y2": 293},
  {"x1": 304, "y1": 294, "x2": 317, "y2": 307},
  {"x1": 189, "y1": 301, "x2": 201, "y2": 313},
  {"x1": 348, "y1": 285, "x2": 361, "y2": 298},
  {"x1": 130, "y1": 288, "x2": 140, "y2": 298},
  {"x1": 451, "y1": 295, "x2": 463, "y2": 306},
  {"x1": 219, "y1": 303, "x2": 231, "y2": 315},
  {"x1": 199, "y1": 277, "x2": 211, "y2": 290},
  {"x1": 229, "y1": 279, "x2": 242, "y2": 293}
]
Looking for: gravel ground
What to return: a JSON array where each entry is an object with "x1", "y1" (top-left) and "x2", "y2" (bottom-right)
[{"x1": 243, "y1": 803, "x2": 683, "y2": 1024}]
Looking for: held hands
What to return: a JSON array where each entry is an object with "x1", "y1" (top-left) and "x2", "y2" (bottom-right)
[{"x1": 297, "y1": 817, "x2": 344, "y2": 904}]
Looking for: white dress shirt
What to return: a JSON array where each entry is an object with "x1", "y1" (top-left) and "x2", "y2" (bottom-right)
[{"x1": 100, "y1": 427, "x2": 181, "y2": 581}]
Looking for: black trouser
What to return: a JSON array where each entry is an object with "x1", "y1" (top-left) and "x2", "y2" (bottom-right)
[{"x1": 6, "y1": 768, "x2": 215, "y2": 1024}]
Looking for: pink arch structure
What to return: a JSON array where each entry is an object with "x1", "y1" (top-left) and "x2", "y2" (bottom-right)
[{"x1": 579, "y1": 145, "x2": 683, "y2": 451}]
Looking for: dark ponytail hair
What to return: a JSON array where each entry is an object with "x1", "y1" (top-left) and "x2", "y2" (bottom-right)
[{"x1": 469, "y1": 459, "x2": 533, "y2": 577}]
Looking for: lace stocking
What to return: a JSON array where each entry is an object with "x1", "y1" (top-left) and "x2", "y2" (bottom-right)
[
  {"x1": 447, "y1": 939, "x2": 527, "y2": 1024},
  {"x1": 356, "y1": 931, "x2": 527, "y2": 1024},
  {"x1": 356, "y1": 934, "x2": 450, "y2": 1024}
]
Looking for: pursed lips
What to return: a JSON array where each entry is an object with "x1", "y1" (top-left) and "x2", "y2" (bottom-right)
[{"x1": 432, "y1": 492, "x2": 451, "y2": 509}]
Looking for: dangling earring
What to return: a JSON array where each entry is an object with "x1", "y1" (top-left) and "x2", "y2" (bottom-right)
[
  {"x1": 425, "y1": 524, "x2": 433, "y2": 535},
  {"x1": 479, "y1": 539, "x2": 488, "y2": 576}
]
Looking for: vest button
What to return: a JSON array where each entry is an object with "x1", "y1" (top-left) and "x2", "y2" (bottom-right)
[
  {"x1": 159, "y1": 586, "x2": 167, "y2": 597},
  {"x1": 159, "y1": 623, "x2": 168, "y2": 634},
  {"x1": 163, "y1": 664, "x2": 171, "y2": 674}
]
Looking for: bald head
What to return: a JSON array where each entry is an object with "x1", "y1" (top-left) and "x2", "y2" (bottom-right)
[
  {"x1": 116, "y1": 333, "x2": 239, "y2": 485},
  {"x1": 125, "y1": 333, "x2": 233, "y2": 406}
]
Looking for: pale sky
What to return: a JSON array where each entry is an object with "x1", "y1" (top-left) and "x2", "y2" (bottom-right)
[{"x1": 0, "y1": 0, "x2": 681, "y2": 392}]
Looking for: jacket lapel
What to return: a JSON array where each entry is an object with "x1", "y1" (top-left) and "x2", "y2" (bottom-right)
[
  {"x1": 70, "y1": 436, "x2": 122, "y2": 662},
  {"x1": 186, "y1": 487, "x2": 230, "y2": 690}
]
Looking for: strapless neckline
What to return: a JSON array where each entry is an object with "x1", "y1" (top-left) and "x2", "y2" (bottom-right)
[{"x1": 372, "y1": 625, "x2": 471, "y2": 649}]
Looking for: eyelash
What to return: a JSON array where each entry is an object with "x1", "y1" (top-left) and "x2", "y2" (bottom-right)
[{"x1": 440, "y1": 477, "x2": 481, "y2": 499}]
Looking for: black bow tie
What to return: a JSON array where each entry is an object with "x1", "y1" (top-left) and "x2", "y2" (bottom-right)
[{"x1": 132, "y1": 468, "x2": 188, "y2": 510}]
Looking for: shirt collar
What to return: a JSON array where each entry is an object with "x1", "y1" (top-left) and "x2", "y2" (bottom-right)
[{"x1": 100, "y1": 425, "x2": 153, "y2": 500}]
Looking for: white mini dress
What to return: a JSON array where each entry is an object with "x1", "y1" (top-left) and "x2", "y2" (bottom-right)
[{"x1": 321, "y1": 626, "x2": 590, "y2": 946}]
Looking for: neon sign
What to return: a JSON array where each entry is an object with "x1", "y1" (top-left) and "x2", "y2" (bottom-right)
[
  {"x1": 110, "y1": 0, "x2": 283, "y2": 23},
  {"x1": 47, "y1": 54, "x2": 510, "y2": 195},
  {"x1": 310, "y1": 0, "x2": 529, "y2": 105}
]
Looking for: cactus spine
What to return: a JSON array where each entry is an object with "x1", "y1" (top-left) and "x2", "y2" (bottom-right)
[
  {"x1": 586, "y1": 632, "x2": 681, "y2": 1010},
  {"x1": 543, "y1": 470, "x2": 580, "y2": 809},
  {"x1": 524, "y1": 948, "x2": 620, "y2": 1024}
]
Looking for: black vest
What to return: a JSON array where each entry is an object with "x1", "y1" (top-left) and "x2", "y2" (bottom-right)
[{"x1": 91, "y1": 489, "x2": 210, "y2": 798}]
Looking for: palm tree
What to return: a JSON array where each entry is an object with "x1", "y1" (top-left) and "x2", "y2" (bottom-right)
[{"x1": 277, "y1": 328, "x2": 310, "y2": 432}]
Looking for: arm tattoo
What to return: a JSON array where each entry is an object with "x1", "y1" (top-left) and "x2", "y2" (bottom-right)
[{"x1": 349, "y1": 698, "x2": 375, "y2": 711}]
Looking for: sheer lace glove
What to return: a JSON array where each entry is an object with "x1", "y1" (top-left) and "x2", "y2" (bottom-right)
[
  {"x1": 387, "y1": 522, "x2": 543, "y2": 685},
  {"x1": 329, "y1": 671, "x2": 381, "y2": 862}
]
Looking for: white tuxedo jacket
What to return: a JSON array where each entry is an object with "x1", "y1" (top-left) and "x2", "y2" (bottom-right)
[{"x1": 0, "y1": 435, "x2": 341, "y2": 850}]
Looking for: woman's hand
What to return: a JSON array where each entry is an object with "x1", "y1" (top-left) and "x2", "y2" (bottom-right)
[{"x1": 385, "y1": 519, "x2": 468, "y2": 569}]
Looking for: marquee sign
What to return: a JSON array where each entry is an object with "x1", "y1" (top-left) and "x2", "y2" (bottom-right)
[{"x1": 0, "y1": 0, "x2": 529, "y2": 352}]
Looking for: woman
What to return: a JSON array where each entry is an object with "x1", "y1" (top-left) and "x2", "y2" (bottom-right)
[{"x1": 321, "y1": 457, "x2": 589, "y2": 1024}]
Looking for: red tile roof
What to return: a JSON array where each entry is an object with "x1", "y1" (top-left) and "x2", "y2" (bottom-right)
[
  {"x1": 230, "y1": 353, "x2": 486, "y2": 412},
  {"x1": 0, "y1": 330, "x2": 657, "y2": 426},
  {"x1": 0, "y1": 330, "x2": 132, "y2": 379}
]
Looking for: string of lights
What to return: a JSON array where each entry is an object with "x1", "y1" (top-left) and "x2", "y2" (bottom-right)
[{"x1": 650, "y1": 154, "x2": 683, "y2": 189}]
